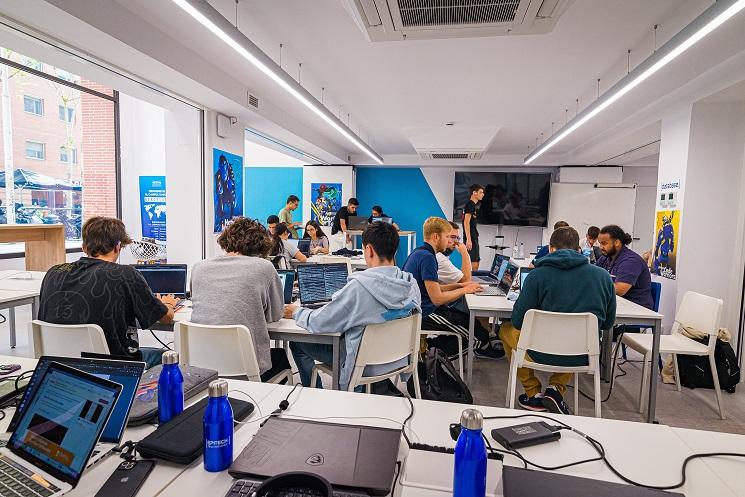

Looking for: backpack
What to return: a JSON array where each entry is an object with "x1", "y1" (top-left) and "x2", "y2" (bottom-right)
[
  {"x1": 407, "y1": 347, "x2": 473, "y2": 404},
  {"x1": 676, "y1": 337, "x2": 741, "y2": 393}
]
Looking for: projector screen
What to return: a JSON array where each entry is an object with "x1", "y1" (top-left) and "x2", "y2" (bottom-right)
[{"x1": 453, "y1": 172, "x2": 552, "y2": 227}]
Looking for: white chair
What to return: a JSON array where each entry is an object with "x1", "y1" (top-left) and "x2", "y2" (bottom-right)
[
  {"x1": 174, "y1": 321, "x2": 293, "y2": 384},
  {"x1": 28, "y1": 320, "x2": 109, "y2": 358},
  {"x1": 506, "y1": 310, "x2": 601, "y2": 417},
  {"x1": 317, "y1": 256, "x2": 352, "y2": 275},
  {"x1": 310, "y1": 313, "x2": 422, "y2": 398},
  {"x1": 621, "y1": 291, "x2": 725, "y2": 419}
]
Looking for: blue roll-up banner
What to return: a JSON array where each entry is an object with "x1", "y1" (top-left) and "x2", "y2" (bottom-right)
[{"x1": 139, "y1": 175, "x2": 167, "y2": 241}]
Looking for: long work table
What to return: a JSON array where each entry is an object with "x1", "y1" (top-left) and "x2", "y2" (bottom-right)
[{"x1": 0, "y1": 270, "x2": 45, "y2": 348}]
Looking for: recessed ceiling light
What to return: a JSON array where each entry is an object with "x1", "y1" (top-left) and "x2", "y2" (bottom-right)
[{"x1": 445, "y1": 122, "x2": 455, "y2": 127}]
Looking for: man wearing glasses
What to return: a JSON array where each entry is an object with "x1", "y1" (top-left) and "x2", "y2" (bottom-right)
[{"x1": 437, "y1": 222, "x2": 473, "y2": 284}]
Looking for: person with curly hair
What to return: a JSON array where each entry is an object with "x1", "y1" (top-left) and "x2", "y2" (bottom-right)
[{"x1": 190, "y1": 217, "x2": 292, "y2": 381}]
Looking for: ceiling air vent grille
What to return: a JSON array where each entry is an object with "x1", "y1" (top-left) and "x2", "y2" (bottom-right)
[
  {"x1": 432, "y1": 153, "x2": 469, "y2": 159},
  {"x1": 397, "y1": 0, "x2": 521, "y2": 27},
  {"x1": 248, "y1": 93, "x2": 259, "y2": 109},
  {"x1": 418, "y1": 149, "x2": 483, "y2": 160}
]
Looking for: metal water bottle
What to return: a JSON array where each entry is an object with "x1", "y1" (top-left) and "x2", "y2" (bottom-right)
[
  {"x1": 453, "y1": 409, "x2": 487, "y2": 497},
  {"x1": 203, "y1": 379, "x2": 234, "y2": 472},
  {"x1": 157, "y1": 351, "x2": 184, "y2": 424}
]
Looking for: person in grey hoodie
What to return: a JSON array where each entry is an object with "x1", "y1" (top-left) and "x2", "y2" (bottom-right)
[{"x1": 284, "y1": 222, "x2": 421, "y2": 390}]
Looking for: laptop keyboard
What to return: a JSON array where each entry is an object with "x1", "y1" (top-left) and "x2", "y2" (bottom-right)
[
  {"x1": 226, "y1": 479, "x2": 369, "y2": 497},
  {"x1": 0, "y1": 455, "x2": 59, "y2": 497},
  {"x1": 479, "y1": 286, "x2": 506, "y2": 296}
]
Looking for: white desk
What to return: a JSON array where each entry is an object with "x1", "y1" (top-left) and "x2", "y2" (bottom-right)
[
  {"x1": 464, "y1": 294, "x2": 663, "y2": 423},
  {"x1": 0, "y1": 289, "x2": 40, "y2": 349},
  {"x1": 0, "y1": 270, "x2": 45, "y2": 348},
  {"x1": 348, "y1": 229, "x2": 417, "y2": 257},
  {"x1": 306, "y1": 254, "x2": 368, "y2": 269},
  {"x1": 673, "y1": 427, "x2": 745, "y2": 496},
  {"x1": 157, "y1": 382, "x2": 741, "y2": 497}
]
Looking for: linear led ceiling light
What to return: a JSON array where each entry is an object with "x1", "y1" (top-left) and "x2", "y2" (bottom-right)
[
  {"x1": 170, "y1": 0, "x2": 384, "y2": 165},
  {"x1": 524, "y1": 0, "x2": 745, "y2": 165}
]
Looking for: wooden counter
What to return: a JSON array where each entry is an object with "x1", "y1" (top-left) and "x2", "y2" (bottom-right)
[{"x1": 0, "y1": 224, "x2": 65, "y2": 271}]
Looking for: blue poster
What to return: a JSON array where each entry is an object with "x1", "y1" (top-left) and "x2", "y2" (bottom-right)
[
  {"x1": 310, "y1": 182, "x2": 342, "y2": 226},
  {"x1": 139, "y1": 175, "x2": 166, "y2": 241},
  {"x1": 213, "y1": 148, "x2": 244, "y2": 233}
]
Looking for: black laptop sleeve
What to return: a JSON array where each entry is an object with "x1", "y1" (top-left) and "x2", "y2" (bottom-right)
[{"x1": 136, "y1": 396, "x2": 253, "y2": 465}]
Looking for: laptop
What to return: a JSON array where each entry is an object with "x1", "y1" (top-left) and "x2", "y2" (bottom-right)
[
  {"x1": 371, "y1": 216, "x2": 392, "y2": 225},
  {"x1": 491, "y1": 253, "x2": 508, "y2": 274},
  {"x1": 473, "y1": 257, "x2": 510, "y2": 285},
  {"x1": 347, "y1": 216, "x2": 368, "y2": 230},
  {"x1": 7, "y1": 356, "x2": 145, "y2": 469},
  {"x1": 0, "y1": 361, "x2": 122, "y2": 496},
  {"x1": 518, "y1": 267, "x2": 533, "y2": 289},
  {"x1": 228, "y1": 417, "x2": 401, "y2": 496},
  {"x1": 132, "y1": 264, "x2": 188, "y2": 298},
  {"x1": 297, "y1": 263, "x2": 349, "y2": 309},
  {"x1": 277, "y1": 270, "x2": 296, "y2": 304},
  {"x1": 479, "y1": 261, "x2": 519, "y2": 296}
]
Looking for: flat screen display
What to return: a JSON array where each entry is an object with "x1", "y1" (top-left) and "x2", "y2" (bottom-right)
[{"x1": 453, "y1": 172, "x2": 552, "y2": 227}]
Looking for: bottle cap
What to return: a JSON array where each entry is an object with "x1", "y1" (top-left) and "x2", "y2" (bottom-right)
[
  {"x1": 208, "y1": 379, "x2": 229, "y2": 398},
  {"x1": 162, "y1": 350, "x2": 179, "y2": 365},
  {"x1": 460, "y1": 409, "x2": 483, "y2": 430}
]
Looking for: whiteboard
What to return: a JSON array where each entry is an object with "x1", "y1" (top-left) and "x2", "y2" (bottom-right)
[{"x1": 547, "y1": 183, "x2": 637, "y2": 242}]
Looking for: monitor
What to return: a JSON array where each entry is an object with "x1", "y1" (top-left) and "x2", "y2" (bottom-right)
[
  {"x1": 277, "y1": 270, "x2": 295, "y2": 305},
  {"x1": 8, "y1": 362, "x2": 122, "y2": 485},
  {"x1": 520, "y1": 267, "x2": 533, "y2": 288},
  {"x1": 297, "y1": 263, "x2": 349, "y2": 305},
  {"x1": 372, "y1": 216, "x2": 392, "y2": 224},
  {"x1": 132, "y1": 264, "x2": 188, "y2": 297},
  {"x1": 499, "y1": 261, "x2": 520, "y2": 291}
]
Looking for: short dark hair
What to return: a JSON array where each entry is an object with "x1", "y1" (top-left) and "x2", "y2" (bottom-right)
[
  {"x1": 266, "y1": 215, "x2": 279, "y2": 225},
  {"x1": 286, "y1": 195, "x2": 299, "y2": 204},
  {"x1": 550, "y1": 226, "x2": 580, "y2": 250},
  {"x1": 469, "y1": 184, "x2": 484, "y2": 194},
  {"x1": 362, "y1": 222, "x2": 399, "y2": 261},
  {"x1": 448, "y1": 221, "x2": 459, "y2": 230},
  {"x1": 82, "y1": 217, "x2": 132, "y2": 257},
  {"x1": 587, "y1": 226, "x2": 600, "y2": 238},
  {"x1": 372, "y1": 205, "x2": 383, "y2": 214},
  {"x1": 217, "y1": 217, "x2": 273, "y2": 256},
  {"x1": 600, "y1": 225, "x2": 633, "y2": 245},
  {"x1": 348, "y1": 197, "x2": 360, "y2": 206},
  {"x1": 553, "y1": 220, "x2": 570, "y2": 230}
]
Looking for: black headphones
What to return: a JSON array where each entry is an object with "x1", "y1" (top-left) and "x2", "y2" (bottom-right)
[{"x1": 250, "y1": 472, "x2": 332, "y2": 497}]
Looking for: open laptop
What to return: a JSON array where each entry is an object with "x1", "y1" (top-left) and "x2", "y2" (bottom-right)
[
  {"x1": 518, "y1": 267, "x2": 533, "y2": 290},
  {"x1": 228, "y1": 417, "x2": 401, "y2": 496},
  {"x1": 132, "y1": 264, "x2": 188, "y2": 298},
  {"x1": 297, "y1": 263, "x2": 349, "y2": 309},
  {"x1": 479, "y1": 260, "x2": 519, "y2": 296},
  {"x1": 473, "y1": 256, "x2": 510, "y2": 285},
  {"x1": 0, "y1": 361, "x2": 122, "y2": 496},
  {"x1": 277, "y1": 270, "x2": 296, "y2": 304},
  {"x1": 285, "y1": 239, "x2": 311, "y2": 256},
  {"x1": 7, "y1": 356, "x2": 145, "y2": 469},
  {"x1": 371, "y1": 216, "x2": 392, "y2": 225},
  {"x1": 347, "y1": 216, "x2": 368, "y2": 230}
]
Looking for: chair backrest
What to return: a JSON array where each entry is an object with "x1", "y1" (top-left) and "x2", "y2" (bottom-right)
[
  {"x1": 318, "y1": 256, "x2": 352, "y2": 275},
  {"x1": 517, "y1": 310, "x2": 599, "y2": 367},
  {"x1": 650, "y1": 281, "x2": 662, "y2": 312},
  {"x1": 28, "y1": 320, "x2": 109, "y2": 359},
  {"x1": 674, "y1": 291, "x2": 723, "y2": 339},
  {"x1": 174, "y1": 321, "x2": 261, "y2": 380},
  {"x1": 355, "y1": 313, "x2": 420, "y2": 367}
]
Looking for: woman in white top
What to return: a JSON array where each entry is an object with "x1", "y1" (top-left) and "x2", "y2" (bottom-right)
[
  {"x1": 303, "y1": 220, "x2": 330, "y2": 255},
  {"x1": 271, "y1": 223, "x2": 308, "y2": 264}
]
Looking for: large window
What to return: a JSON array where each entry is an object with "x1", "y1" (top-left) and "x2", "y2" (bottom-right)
[{"x1": 0, "y1": 47, "x2": 118, "y2": 246}]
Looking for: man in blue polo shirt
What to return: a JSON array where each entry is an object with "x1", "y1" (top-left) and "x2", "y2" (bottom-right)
[{"x1": 596, "y1": 224, "x2": 653, "y2": 309}]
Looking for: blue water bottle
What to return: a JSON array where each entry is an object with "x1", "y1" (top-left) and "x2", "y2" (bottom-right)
[
  {"x1": 158, "y1": 351, "x2": 184, "y2": 425},
  {"x1": 203, "y1": 379, "x2": 234, "y2": 472},
  {"x1": 453, "y1": 409, "x2": 487, "y2": 497}
]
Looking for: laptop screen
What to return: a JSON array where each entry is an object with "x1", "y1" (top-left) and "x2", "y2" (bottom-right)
[
  {"x1": 297, "y1": 239, "x2": 311, "y2": 254},
  {"x1": 499, "y1": 262, "x2": 519, "y2": 291},
  {"x1": 9, "y1": 363, "x2": 121, "y2": 485},
  {"x1": 277, "y1": 270, "x2": 295, "y2": 305},
  {"x1": 132, "y1": 264, "x2": 188, "y2": 297},
  {"x1": 297, "y1": 263, "x2": 349, "y2": 305},
  {"x1": 372, "y1": 216, "x2": 392, "y2": 224},
  {"x1": 9, "y1": 357, "x2": 145, "y2": 444},
  {"x1": 491, "y1": 254, "x2": 508, "y2": 274},
  {"x1": 520, "y1": 267, "x2": 532, "y2": 288}
]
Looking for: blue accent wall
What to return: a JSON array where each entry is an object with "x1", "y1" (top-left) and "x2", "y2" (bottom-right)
[{"x1": 244, "y1": 167, "x2": 303, "y2": 224}]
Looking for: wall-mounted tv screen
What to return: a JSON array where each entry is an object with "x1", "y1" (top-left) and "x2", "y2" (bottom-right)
[{"x1": 453, "y1": 172, "x2": 552, "y2": 227}]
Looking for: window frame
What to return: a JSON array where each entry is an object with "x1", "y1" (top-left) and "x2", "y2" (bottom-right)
[
  {"x1": 59, "y1": 146, "x2": 78, "y2": 164},
  {"x1": 23, "y1": 94, "x2": 44, "y2": 116},
  {"x1": 58, "y1": 104, "x2": 74, "y2": 123},
  {"x1": 24, "y1": 140, "x2": 46, "y2": 160}
]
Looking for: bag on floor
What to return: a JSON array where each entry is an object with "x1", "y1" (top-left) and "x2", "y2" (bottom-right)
[
  {"x1": 407, "y1": 347, "x2": 473, "y2": 404},
  {"x1": 676, "y1": 337, "x2": 740, "y2": 393}
]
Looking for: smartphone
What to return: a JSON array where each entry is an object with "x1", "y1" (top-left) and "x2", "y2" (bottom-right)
[
  {"x1": 0, "y1": 364, "x2": 21, "y2": 376},
  {"x1": 94, "y1": 460, "x2": 156, "y2": 497}
]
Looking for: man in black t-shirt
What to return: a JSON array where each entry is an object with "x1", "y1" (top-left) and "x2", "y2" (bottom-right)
[
  {"x1": 463, "y1": 184, "x2": 485, "y2": 270},
  {"x1": 38, "y1": 217, "x2": 177, "y2": 368},
  {"x1": 330, "y1": 197, "x2": 359, "y2": 251}
]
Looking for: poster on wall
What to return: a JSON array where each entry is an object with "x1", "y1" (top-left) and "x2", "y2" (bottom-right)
[
  {"x1": 652, "y1": 209, "x2": 680, "y2": 280},
  {"x1": 139, "y1": 175, "x2": 166, "y2": 241},
  {"x1": 213, "y1": 148, "x2": 243, "y2": 233},
  {"x1": 310, "y1": 182, "x2": 342, "y2": 226}
]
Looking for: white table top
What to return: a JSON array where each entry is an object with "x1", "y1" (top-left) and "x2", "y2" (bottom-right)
[
  {"x1": 672, "y1": 427, "x2": 745, "y2": 496},
  {"x1": 306, "y1": 254, "x2": 368, "y2": 267},
  {"x1": 0, "y1": 288, "x2": 39, "y2": 304},
  {"x1": 0, "y1": 270, "x2": 45, "y2": 294}
]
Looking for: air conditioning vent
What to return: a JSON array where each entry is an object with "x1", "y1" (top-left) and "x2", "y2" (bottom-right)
[
  {"x1": 248, "y1": 93, "x2": 259, "y2": 108},
  {"x1": 398, "y1": 0, "x2": 520, "y2": 28},
  {"x1": 418, "y1": 149, "x2": 483, "y2": 160}
]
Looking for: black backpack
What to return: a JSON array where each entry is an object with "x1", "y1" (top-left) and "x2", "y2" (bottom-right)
[
  {"x1": 677, "y1": 337, "x2": 741, "y2": 393},
  {"x1": 407, "y1": 347, "x2": 473, "y2": 404}
]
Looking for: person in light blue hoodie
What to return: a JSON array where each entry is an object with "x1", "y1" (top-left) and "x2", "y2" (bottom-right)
[{"x1": 284, "y1": 222, "x2": 421, "y2": 390}]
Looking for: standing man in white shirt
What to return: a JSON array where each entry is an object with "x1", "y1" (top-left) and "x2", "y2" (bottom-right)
[{"x1": 437, "y1": 222, "x2": 472, "y2": 284}]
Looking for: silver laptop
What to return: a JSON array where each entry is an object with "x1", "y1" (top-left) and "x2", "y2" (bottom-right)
[
  {"x1": 347, "y1": 216, "x2": 368, "y2": 230},
  {"x1": 479, "y1": 261, "x2": 519, "y2": 296},
  {"x1": 6, "y1": 356, "x2": 145, "y2": 469},
  {"x1": 0, "y1": 362, "x2": 122, "y2": 496}
]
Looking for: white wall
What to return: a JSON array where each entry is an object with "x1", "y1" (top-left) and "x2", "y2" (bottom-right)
[
  {"x1": 245, "y1": 139, "x2": 305, "y2": 167},
  {"x1": 559, "y1": 166, "x2": 623, "y2": 184},
  {"x1": 623, "y1": 166, "x2": 659, "y2": 255}
]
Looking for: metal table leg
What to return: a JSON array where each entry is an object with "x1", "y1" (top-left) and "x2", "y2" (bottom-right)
[
  {"x1": 332, "y1": 335, "x2": 341, "y2": 390},
  {"x1": 467, "y1": 311, "x2": 475, "y2": 386},
  {"x1": 646, "y1": 318, "x2": 662, "y2": 423},
  {"x1": 9, "y1": 307, "x2": 16, "y2": 349}
]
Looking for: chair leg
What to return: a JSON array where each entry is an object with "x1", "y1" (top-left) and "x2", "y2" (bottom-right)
[
  {"x1": 366, "y1": 383, "x2": 371, "y2": 394},
  {"x1": 672, "y1": 354, "x2": 681, "y2": 392},
  {"x1": 638, "y1": 355, "x2": 650, "y2": 414},
  {"x1": 413, "y1": 365, "x2": 422, "y2": 400},
  {"x1": 708, "y1": 353, "x2": 726, "y2": 420},
  {"x1": 593, "y1": 371, "x2": 601, "y2": 418},
  {"x1": 505, "y1": 357, "x2": 514, "y2": 407},
  {"x1": 573, "y1": 373, "x2": 579, "y2": 414},
  {"x1": 310, "y1": 367, "x2": 320, "y2": 389},
  {"x1": 507, "y1": 361, "x2": 518, "y2": 409},
  {"x1": 457, "y1": 336, "x2": 464, "y2": 379},
  {"x1": 285, "y1": 369, "x2": 294, "y2": 386}
]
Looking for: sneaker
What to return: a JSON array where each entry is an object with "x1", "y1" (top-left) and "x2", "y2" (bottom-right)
[
  {"x1": 518, "y1": 393, "x2": 547, "y2": 412},
  {"x1": 474, "y1": 345, "x2": 505, "y2": 360},
  {"x1": 541, "y1": 386, "x2": 572, "y2": 415}
]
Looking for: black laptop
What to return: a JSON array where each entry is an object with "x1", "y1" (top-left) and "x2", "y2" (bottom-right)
[
  {"x1": 479, "y1": 261, "x2": 519, "y2": 296},
  {"x1": 297, "y1": 263, "x2": 348, "y2": 309},
  {"x1": 132, "y1": 263, "x2": 188, "y2": 297}
]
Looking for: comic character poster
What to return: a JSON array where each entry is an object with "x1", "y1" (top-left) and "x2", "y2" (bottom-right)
[
  {"x1": 213, "y1": 148, "x2": 243, "y2": 233},
  {"x1": 652, "y1": 209, "x2": 680, "y2": 280},
  {"x1": 139, "y1": 176, "x2": 166, "y2": 242},
  {"x1": 310, "y1": 182, "x2": 342, "y2": 226}
]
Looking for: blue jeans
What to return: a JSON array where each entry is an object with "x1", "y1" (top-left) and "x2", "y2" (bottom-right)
[
  {"x1": 289, "y1": 342, "x2": 330, "y2": 388},
  {"x1": 140, "y1": 347, "x2": 165, "y2": 369}
]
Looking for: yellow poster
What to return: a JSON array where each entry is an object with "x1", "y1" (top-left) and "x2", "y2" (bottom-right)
[{"x1": 652, "y1": 209, "x2": 680, "y2": 280}]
